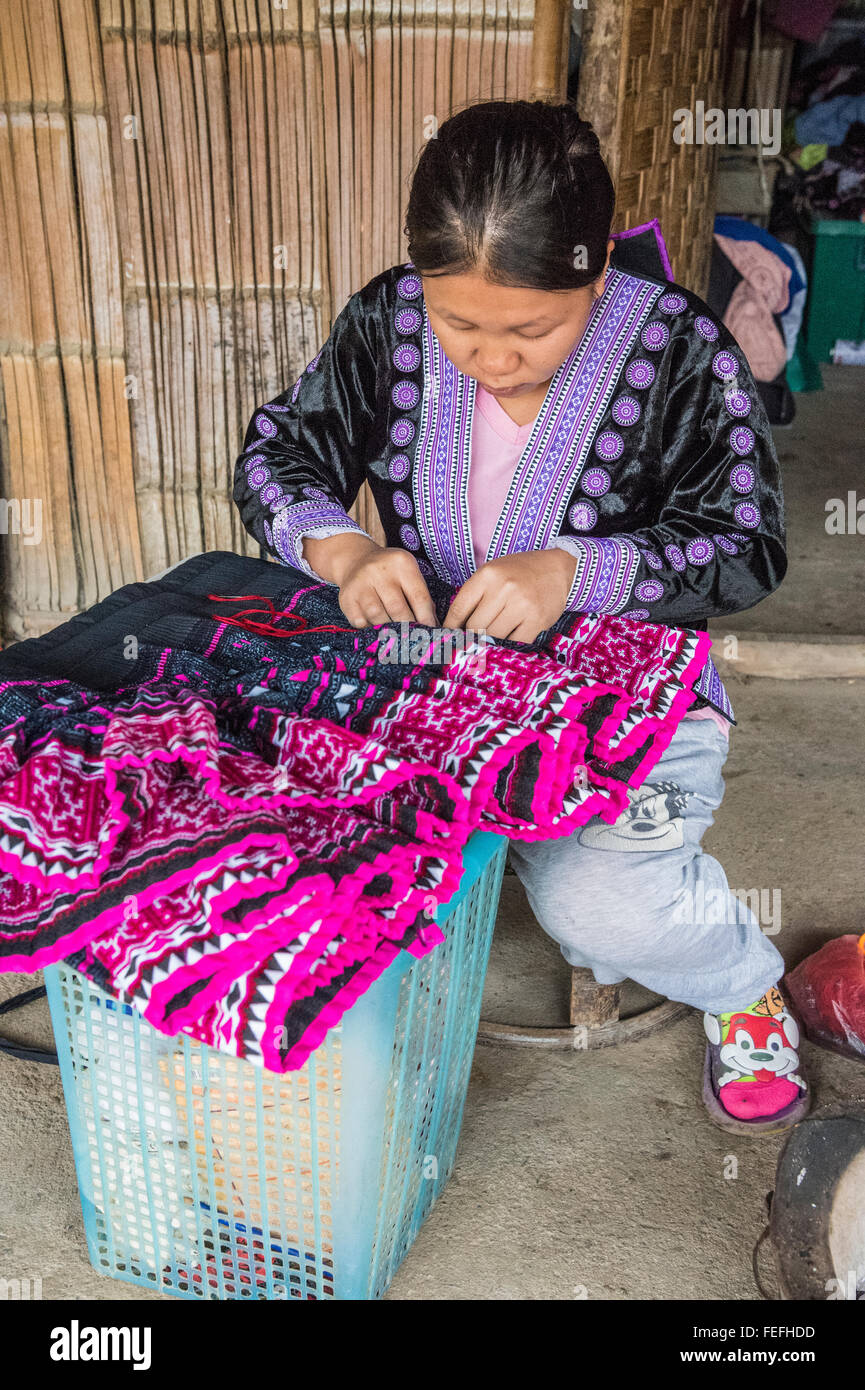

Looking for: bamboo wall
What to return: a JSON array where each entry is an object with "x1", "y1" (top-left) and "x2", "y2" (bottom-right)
[
  {"x1": 0, "y1": 0, "x2": 534, "y2": 641},
  {"x1": 0, "y1": 0, "x2": 726, "y2": 642},
  {"x1": 579, "y1": 0, "x2": 729, "y2": 297}
]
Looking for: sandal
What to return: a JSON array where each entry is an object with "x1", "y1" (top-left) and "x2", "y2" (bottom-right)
[{"x1": 702, "y1": 986, "x2": 811, "y2": 1136}]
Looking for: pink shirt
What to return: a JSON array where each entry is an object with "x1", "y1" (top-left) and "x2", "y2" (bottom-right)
[{"x1": 467, "y1": 385, "x2": 730, "y2": 739}]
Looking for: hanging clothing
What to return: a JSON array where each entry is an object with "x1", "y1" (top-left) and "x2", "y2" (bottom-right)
[
  {"x1": 233, "y1": 261, "x2": 788, "y2": 727},
  {"x1": 0, "y1": 551, "x2": 712, "y2": 1074}
]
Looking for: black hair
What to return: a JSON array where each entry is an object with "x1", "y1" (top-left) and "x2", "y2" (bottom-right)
[{"x1": 404, "y1": 100, "x2": 616, "y2": 290}]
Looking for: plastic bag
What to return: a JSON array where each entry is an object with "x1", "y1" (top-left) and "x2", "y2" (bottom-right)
[{"x1": 785, "y1": 934, "x2": 865, "y2": 1062}]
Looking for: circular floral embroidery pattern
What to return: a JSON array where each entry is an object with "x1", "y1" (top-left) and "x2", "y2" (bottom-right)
[
  {"x1": 303, "y1": 485, "x2": 328, "y2": 500},
  {"x1": 659, "y1": 292, "x2": 687, "y2": 315},
  {"x1": 635, "y1": 579, "x2": 663, "y2": 602},
  {"x1": 388, "y1": 453, "x2": 411, "y2": 482},
  {"x1": 695, "y1": 316, "x2": 719, "y2": 342},
  {"x1": 641, "y1": 321, "x2": 670, "y2": 352},
  {"x1": 665, "y1": 543, "x2": 686, "y2": 571},
  {"x1": 399, "y1": 524, "x2": 420, "y2": 550},
  {"x1": 712, "y1": 349, "x2": 740, "y2": 381},
  {"x1": 594, "y1": 430, "x2": 624, "y2": 461},
  {"x1": 734, "y1": 502, "x2": 761, "y2": 529},
  {"x1": 391, "y1": 379, "x2": 420, "y2": 410},
  {"x1": 724, "y1": 388, "x2": 752, "y2": 418},
  {"x1": 395, "y1": 306, "x2": 422, "y2": 335},
  {"x1": 396, "y1": 274, "x2": 422, "y2": 300},
  {"x1": 625, "y1": 358, "x2": 655, "y2": 389},
  {"x1": 713, "y1": 533, "x2": 739, "y2": 555},
  {"x1": 390, "y1": 418, "x2": 416, "y2": 447},
  {"x1": 244, "y1": 452, "x2": 265, "y2": 472},
  {"x1": 255, "y1": 414, "x2": 277, "y2": 438},
  {"x1": 392, "y1": 491, "x2": 413, "y2": 518},
  {"x1": 393, "y1": 343, "x2": 421, "y2": 373},
  {"x1": 263, "y1": 519, "x2": 273, "y2": 547},
  {"x1": 416, "y1": 558, "x2": 433, "y2": 578},
  {"x1": 611, "y1": 395, "x2": 641, "y2": 427},
  {"x1": 644, "y1": 551, "x2": 663, "y2": 570},
  {"x1": 260, "y1": 484, "x2": 284, "y2": 507},
  {"x1": 581, "y1": 467, "x2": 611, "y2": 496},
  {"x1": 729, "y1": 463, "x2": 756, "y2": 494},
  {"x1": 247, "y1": 464, "x2": 270, "y2": 489},
  {"x1": 685, "y1": 538, "x2": 715, "y2": 566},
  {"x1": 569, "y1": 500, "x2": 598, "y2": 531},
  {"x1": 730, "y1": 425, "x2": 755, "y2": 456},
  {"x1": 621, "y1": 608, "x2": 650, "y2": 620}
]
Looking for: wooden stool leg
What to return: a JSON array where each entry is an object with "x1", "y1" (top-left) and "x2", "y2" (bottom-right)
[{"x1": 569, "y1": 966, "x2": 620, "y2": 1028}]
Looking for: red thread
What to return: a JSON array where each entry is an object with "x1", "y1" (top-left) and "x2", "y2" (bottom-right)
[{"x1": 207, "y1": 593, "x2": 354, "y2": 640}]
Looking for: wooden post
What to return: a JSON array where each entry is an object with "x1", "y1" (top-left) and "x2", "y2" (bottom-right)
[
  {"x1": 569, "y1": 967, "x2": 621, "y2": 1028},
  {"x1": 531, "y1": 0, "x2": 572, "y2": 102}
]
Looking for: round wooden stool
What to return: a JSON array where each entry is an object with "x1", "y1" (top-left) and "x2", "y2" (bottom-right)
[{"x1": 477, "y1": 967, "x2": 690, "y2": 1050}]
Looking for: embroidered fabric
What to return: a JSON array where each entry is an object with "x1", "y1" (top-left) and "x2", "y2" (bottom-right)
[{"x1": 0, "y1": 554, "x2": 711, "y2": 1073}]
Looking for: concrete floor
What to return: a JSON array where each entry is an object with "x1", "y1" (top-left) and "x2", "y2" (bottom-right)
[{"x1": 0, "y1": 370, "x2": 863, "y2": 1302}]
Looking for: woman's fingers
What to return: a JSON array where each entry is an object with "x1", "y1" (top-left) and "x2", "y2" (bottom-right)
[
  {"x1": 402, "y1": 573, "x2": 437, "y2": 626},
  {"x1": 443, "y1": 574, "x2": 485, "y2": 630}
]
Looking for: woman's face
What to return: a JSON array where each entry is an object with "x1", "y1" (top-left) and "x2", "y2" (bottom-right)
[{"x1": 420, "y1": 239, "x2": 614, "y2": 400}]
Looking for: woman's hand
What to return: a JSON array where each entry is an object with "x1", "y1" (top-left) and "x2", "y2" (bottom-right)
[
  {"x1": 302, "y1": 533, "x2": 437, "y2": 627},
  {"x1": 443, "y1": 549, "x2": 577, "y2": 642}
]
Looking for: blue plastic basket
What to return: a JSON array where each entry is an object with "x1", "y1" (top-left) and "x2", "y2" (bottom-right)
[{"x1": 44, "y1": 830, "x2": 506, "y2": 1301}]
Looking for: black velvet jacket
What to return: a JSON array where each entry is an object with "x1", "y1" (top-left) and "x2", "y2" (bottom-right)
[{"x1": 233, "y1": 243, "x2": 787, "y2": 720}]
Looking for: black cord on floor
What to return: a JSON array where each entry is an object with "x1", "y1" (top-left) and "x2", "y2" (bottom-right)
[{"x1": 0, "y1": 985, "x2": 59, "y2": 1065}]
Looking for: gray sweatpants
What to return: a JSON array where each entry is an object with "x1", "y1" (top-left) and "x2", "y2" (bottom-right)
[{"x1": 508, "y1": 716, "x2": 784, "y2": 1015}]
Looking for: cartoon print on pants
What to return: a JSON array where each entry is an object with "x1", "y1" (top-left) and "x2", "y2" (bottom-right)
[{"x1": 578, "y1": 780, "x2": 693, "y2": 852}]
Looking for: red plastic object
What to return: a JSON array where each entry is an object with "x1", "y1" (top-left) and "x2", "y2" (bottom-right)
[{"x1": 785, "y1": 934, "x2": 865, "y2": 1062}]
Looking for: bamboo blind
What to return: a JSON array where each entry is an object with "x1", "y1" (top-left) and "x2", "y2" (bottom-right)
[
  {"x1": 580, "y1": 0, "x2": 729, "y2": 297},
  {"x1": 0, "y1": 0, "x2": 534, "y2": 640}
]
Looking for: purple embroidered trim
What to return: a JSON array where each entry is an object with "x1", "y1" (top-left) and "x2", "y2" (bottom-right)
[
  {"x1": 611, "y1": 219, "x2": 674, "y2": 280},
  {"x1": 392, "y1": 491, "x2": 413, "y2": 518},
  {"x1": 685, "y1": 537, "x2": 715, "y2": 566},
  {"x1": 693, "y1": 657, "x2": 735, "y2": 722},
  {"x1": 635, "y1": 578, "x2": 663, "y2": 602},
  {"x1": 395, "y1": 307, "x2": 422, "y2": 335},
  {"x1": 729, "y1": 463, "x2": 755, "y2": 494},
  {"x1": 390, "y1": 418, "x2": 416, "y2": 447},
  {"x1": 595, "y1": 430, "x2": 624, "y2": 461},
  {"x1": 644, "y1": 551, "x2": 663, "y2": 570},
  {"x1": 733, "y1": 501, "x2": 761, "y2": 529},
  {"x1": 399, "y1": 524, "x2": 420, "y2": 550},
  {"x1": 730, "y1": 531, "x2": 750, "y2": 542},
  {"x1": 695, "y1": 316, "x2": 719, "y2": 342},
  {"x1": 393, "y1": 343, "x2": 421, "y2": 373},
  {"x1": 559, "y1": 535, "x2": 641, "y2": 614},
  {"x1": 291, "y1": 379, "x2": 302, "y2": 403},
  {"x1": 611, "y1": 395, "x2": 641, "y2": 426},
  {"x1": 569, "y1": 500, "x2": 598, "y2": 530},
  {"x1": 659, "y1": 292, "x2": 687, "y2": 314},
  {"x1": 712, "y1": 350, "x2": 740, "y2": 380},
  {"x1": 714, "y1": 533, "x2": 739, "y2": 554},
  {"x1": 303, "y1": 485, "x2": 328, "y2": 500},
  {"x1": 625, "y1": 358, "x2": 655, "y2": 389},
  {"x1": 271, "y1": 500, "x2": 365, "y2": 570},
  {"x1": 306, "y1": 351, "x2": 322, "y2": 373},
  {"x1": 581, "y1": 468, "x2": 611, "y2": 497},
  {"x1": 255, "y1": 413, "x2": 278, "y2": 438},
  {"x1": 665, "y1": 543, "x2": 686, "y2": 571},
  {"x1": 392, "y1": 379, "x2": 420, "y2": 410},
  {"x1": 388, "y1": 454, "x2": 411, "y2": 482},
  {"x1": 724, "y1": 388, "x2": 752, "y2": 418},
  {"x1": 641, "y1": 321, "x2": 670, "y2": 351},
  {"x1": 730, "y1": 425, "x2": 755, "y2": 456},
  {"x1": 396, "y1": 274, "x2": 422, "y2": 299},
  {"x1": 621, "y1": 607, "x2": 650, "y2": 620},
  {"x1": 412, "y1": 267, "x2": 662, "y2": 584}
]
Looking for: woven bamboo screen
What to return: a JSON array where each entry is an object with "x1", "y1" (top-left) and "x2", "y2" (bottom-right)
[
  {"x1": 579, "y1": 0, "x2": 729, "y2": 297},
  {"x1": 0, "y1": 0, "x2": 534, "y2": 641}
]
